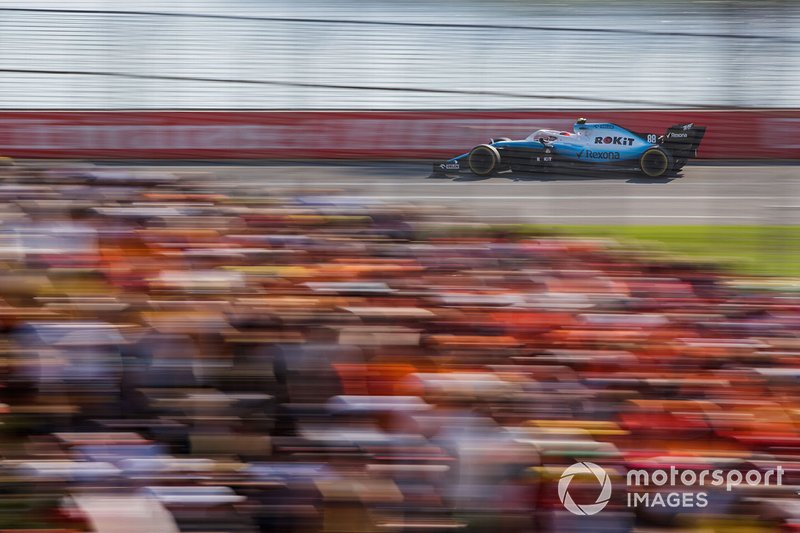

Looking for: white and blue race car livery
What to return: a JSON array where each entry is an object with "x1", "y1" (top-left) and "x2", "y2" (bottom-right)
[{"x1": 433, "y1": 118, "x2": 706, "y2": 178}]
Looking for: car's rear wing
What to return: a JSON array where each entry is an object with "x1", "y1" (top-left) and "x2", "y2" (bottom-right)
[{"x1": 661, "y1": 123, "x2": 706, "y2": 159}]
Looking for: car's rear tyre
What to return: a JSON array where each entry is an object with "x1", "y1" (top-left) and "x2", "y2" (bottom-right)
[
  {"x1": 639, "y1": 148, "x2": 673, "y2": 178},
  {"x1": 468, "y1": 144, "x2": 501, "y2": 177}
]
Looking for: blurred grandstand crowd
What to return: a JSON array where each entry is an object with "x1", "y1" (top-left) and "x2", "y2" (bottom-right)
[{"x1": 0, "y1": 162, "x2": 798, "y2": 532}]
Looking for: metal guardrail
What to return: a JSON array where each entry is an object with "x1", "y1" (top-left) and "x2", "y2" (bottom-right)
[{"x1": 0, "y1": 2, "x2": 798, "y2": 109}]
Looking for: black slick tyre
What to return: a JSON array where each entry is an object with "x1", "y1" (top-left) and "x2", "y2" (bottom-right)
[
  {"x1": 639, "y1": 148, "x2": 673, "y2": 178},
  {"x1": 468, "y1": 144, "x2": 501, "y2": 177}
]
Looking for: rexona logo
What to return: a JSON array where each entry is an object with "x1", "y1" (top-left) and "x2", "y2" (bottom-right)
[
  {"x1": 578, "y1": 149, "x2": 621, "y2": 160},
  {"x1": 558, "y1": 462, "x2": 612, "y2": 516},
  {"x1": 594, "y1": 136, "x2": 635, "y2": 146}
]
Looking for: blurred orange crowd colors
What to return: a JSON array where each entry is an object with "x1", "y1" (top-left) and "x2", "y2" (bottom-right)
[{"x1": 0, "y1": 164, "x2": 798, "y2": 532}]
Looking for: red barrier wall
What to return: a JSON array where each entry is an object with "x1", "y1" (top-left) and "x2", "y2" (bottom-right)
[{"x1": 1, "y1": 110, "x2": 799, "y2": 159}]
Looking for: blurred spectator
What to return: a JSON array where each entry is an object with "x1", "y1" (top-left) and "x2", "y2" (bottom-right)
[{"x1": 0, "y1": 163, "x2": 797, "y2": 532}]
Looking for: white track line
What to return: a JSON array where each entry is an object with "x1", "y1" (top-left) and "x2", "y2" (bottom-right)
[
  {"x1": 428, "y1": 215, "x2": 762, "y2": 219},
  {"x1": 286, "y1": 195, "x2": 779, "y2": 201}
]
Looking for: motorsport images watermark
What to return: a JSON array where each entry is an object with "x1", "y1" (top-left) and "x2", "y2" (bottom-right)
[{"x1": 558, "y1": 461, "x2": 785, "y2": 515}]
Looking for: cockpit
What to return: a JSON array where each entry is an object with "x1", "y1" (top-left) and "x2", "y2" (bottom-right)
[{"x1": 527, "y1": 129, "x2": 576, "y2": 143}]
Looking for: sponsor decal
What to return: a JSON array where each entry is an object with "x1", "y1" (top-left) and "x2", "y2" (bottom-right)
[
  {"x1": 589, "y1": 124, "x2": 616, "y2": 129},
  {"x1": 441, "y1": 161, "x2": 460, "y2": 169},
  {"x1": 578, "y1": 149, "x2": 620, "y2": 160},
  {"x1": 682, "y1": 123, "x2": 694, "y2": 131},
  {"x1": 594, "y1": 136, "x2": 635, "y2": 146},
  {"x1": 668, "y1": 132, "x2": 689, "y2": 138}
]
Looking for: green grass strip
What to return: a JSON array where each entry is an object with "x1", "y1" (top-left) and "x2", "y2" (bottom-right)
[{"x1": 425, "y1": 224, "x2": 800, "y2": 277}]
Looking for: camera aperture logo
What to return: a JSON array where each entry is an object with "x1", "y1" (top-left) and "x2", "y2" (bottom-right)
[{"x1": 558, "y1": 461, "x2": 612, "y2": 516}]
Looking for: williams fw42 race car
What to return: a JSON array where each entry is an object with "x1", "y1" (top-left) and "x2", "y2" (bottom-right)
[{"x1": 432, "y1": 118, "x2": 706, "y2": 179}]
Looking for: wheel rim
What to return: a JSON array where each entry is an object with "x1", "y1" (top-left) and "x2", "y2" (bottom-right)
[
  {"x1": 642, "y1": 150, "x2": 668, "y2": 177},
  {"x1": 469, "y1": 147, "x2": 497, "y2": 175}
]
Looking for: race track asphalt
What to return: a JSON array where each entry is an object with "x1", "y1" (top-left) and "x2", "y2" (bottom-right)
[{"x1": 61, "y1": 161, "x2": 800, "y2": 225}]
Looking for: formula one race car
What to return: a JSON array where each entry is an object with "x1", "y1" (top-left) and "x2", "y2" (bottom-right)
[{"x1": 432, "y1": 118, "x2": 706, "y2": 178}]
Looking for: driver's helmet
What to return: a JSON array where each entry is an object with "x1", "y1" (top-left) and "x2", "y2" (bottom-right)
[{"x1": 531, "y1": 129, "x2": 560, "y2": 143}]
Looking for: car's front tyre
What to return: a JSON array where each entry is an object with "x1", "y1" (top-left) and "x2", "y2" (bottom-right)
[
  {"x1": 468, "y1": 144, "x2": 501, "y2": 177},
  {"x1": 639, "y1": 148, "x2": 673, "y2": 178}
]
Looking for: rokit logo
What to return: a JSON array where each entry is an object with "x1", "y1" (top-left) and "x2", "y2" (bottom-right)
[{"x1": 594, "y1": 136, "x2": 635, "y2": 146}]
